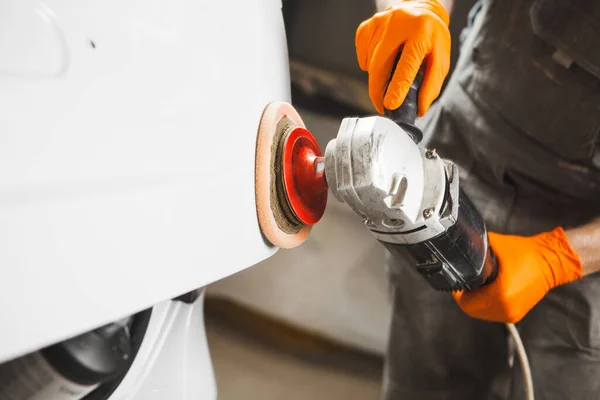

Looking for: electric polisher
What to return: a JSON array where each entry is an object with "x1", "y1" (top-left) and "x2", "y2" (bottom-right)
[{"x1": 254, "y1": 77, "x2": 497, "y2": 291}]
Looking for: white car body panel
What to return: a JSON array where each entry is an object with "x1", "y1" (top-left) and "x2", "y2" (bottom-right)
[{"x1": 0, "y1": 0, "x2": 287, "y2": 365}]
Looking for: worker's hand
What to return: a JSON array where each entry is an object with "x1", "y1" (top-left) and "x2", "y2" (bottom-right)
[
  {"x1": 453, "y1": 228, "x2": 582, "y2": 324},
  {"x1": 355, "y1": 0, "x2": 451, "y2": 115}
]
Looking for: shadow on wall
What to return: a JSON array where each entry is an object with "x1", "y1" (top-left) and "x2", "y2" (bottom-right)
[{"x1": 283, "y1": 0, "x2": 478, "y2": 114}]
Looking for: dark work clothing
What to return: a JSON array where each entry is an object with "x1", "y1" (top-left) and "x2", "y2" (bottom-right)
[{"x1": 383, "y1": 0, "x2": 600, "y2": 399}]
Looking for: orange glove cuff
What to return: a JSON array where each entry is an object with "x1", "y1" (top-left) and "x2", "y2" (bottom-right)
[
  {"x1": 387, "y1": 0, "x2": 450, "y2": 26},
  {"x1": 536, "y1": 227, "x2": 583, "y2": 285}
]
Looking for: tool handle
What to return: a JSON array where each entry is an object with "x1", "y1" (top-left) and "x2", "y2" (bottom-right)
[
  {"x1": 375, "y1": 188, "x2": 498, "y2": 292},
  {"x1": 383, "y1": 52, "x2": 424, "y2": 144}
]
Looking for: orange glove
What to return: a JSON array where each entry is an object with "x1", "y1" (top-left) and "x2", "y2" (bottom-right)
[
  {"x1": 355, "y1": 0, "x2": 451, "y2": 115},
  {"x1": 453, "y1": 228, "x2": 582, "y2": 324}
]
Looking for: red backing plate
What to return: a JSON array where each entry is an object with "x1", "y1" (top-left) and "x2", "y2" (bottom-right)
[{"x1": 282, "y1": 127, "x2": 328, "y2": 225}]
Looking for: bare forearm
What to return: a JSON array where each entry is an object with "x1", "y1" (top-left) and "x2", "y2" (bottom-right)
[
  {"x1": 565, "y1": 217, "x2": 600, "y2": 276},
  {"x1": 376, "y1": 0, "x2": 454, "y2": 14}
]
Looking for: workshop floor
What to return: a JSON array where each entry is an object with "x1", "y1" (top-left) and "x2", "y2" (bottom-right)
[{"x1": 205, "y1": 299, "x2": 383, "y2": 400}]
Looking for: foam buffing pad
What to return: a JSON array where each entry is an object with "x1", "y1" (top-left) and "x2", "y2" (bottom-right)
[{"x1": 255, "y1": 102, "x2": 327, "y2": 249}]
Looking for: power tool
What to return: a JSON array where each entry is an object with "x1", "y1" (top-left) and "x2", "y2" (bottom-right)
[
  {"x1": 322, "y1": 69, "x2": 498, "y2": 291},
  {"x1": 256, "y1": 59, "x2": 498, "y2": 292}
]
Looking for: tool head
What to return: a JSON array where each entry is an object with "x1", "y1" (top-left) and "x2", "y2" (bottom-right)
[{"x1": 255, "y1": 102, "x2": 327, "y2": 249}]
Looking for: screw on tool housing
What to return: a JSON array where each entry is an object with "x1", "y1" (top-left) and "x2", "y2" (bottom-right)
[{"x1": 423, "y1": 208, "x2": 435, "y2": 219}]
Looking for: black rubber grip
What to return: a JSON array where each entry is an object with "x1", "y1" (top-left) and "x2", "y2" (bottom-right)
[
  {"x1": 383, "y1": 52, "x2": 424, "y2": 144},
  {"x1": 378, "y1": 188, "x2": 499, "y2": 292}
]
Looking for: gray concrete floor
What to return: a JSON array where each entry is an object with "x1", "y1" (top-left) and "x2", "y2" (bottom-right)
[{"x1": 205, "y1": 301, "x2": 382, "y2": 400}]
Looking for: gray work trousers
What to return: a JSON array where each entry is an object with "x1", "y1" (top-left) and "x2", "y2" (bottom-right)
[{"x1": 382, "y1": 96, "x2": 600, "y2": 400}]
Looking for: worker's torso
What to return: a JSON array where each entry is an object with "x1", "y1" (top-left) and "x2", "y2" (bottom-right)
[{"x1": 438, "y1": 0, "x2": 600, "y2": 203}]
